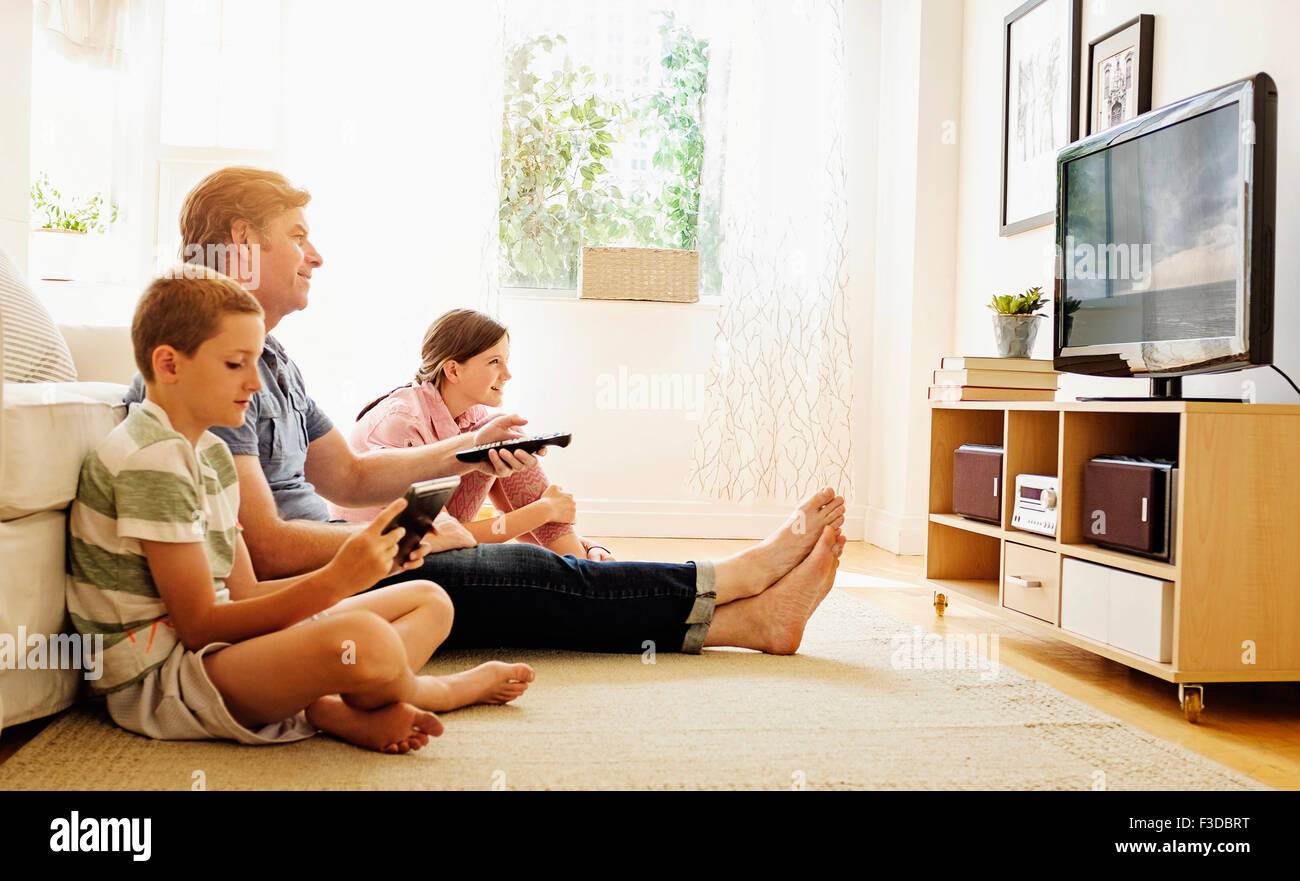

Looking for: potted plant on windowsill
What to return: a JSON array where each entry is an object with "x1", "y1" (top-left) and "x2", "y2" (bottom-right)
[
  {"x1": 29, "y1": 173, "x2": 118, "y2": 282},
  {"x1": 988, "y1": 286, "x2": 1046, "y2": 358}
]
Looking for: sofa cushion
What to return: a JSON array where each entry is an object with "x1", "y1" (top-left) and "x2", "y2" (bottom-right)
[
  {"x1": 0, "y1": 381, "x2": 127, "y2": 519},
  {"x1": 0, "y1": 245, "x2": 77, "y2": 383},
  {"x1": 0, "y1": 510, "x2": 80, "y2": 727},
  {"x1": 58, "y1": 324, "x2": 135, "y2": 385}
]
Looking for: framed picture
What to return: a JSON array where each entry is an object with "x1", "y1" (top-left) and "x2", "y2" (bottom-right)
[
  {"x1": 1086, "y1": 14, "x2": 1154, "y2": 136},
  {"x1": 999, "y1": 0, "x2": 1081, "y2": 237}
]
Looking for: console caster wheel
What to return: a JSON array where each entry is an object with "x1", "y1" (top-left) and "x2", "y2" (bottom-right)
[
  {"x1": 1179, "y1": 684, "x2": 1204, "y2": 723},
  {"x1": 933, "y1": 590, "x2": 948, "y2": 618}
]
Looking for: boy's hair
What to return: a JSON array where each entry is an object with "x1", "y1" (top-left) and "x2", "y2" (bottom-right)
[
  {"x1": 179, "y1": 166, "x2": 311, "y2": 262},
  {"x1": 132, "y1": 268, "x2": 264, "y2": 382}
]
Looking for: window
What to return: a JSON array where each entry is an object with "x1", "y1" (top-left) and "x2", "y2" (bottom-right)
[
  {"x1": 154, "y1": 0, "x2": 283, "y2": 265},
  {"x1": 499, "y1": 1, "x2": 720, "y2": 293}
]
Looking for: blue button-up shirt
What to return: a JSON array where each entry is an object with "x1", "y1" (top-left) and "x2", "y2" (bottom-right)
[{"x1": 125, "y1": 334, "x2": 335, "y2": 521}]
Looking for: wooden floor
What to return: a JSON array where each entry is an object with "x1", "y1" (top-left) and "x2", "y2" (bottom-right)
[
  {"x1": 609, "y1": 537, "x2": 1300, "y2": 791},
  {"x1": 4, "y1": 538, "x2": 1297, "y2": 789}
]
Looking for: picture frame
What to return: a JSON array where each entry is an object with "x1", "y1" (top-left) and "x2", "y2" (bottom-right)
[
  {"x1": 999, "y1": 0, "x2": 1081, "y2": 237},
  {"x1": 1085, "y1": 14, "x2": 1154, "y2": 137}
]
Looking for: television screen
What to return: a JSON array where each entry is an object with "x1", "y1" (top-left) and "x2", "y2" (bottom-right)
[
  {"x1": 1062, "y1": 104, "x2": 1240, "y2": 347},
  {"x1": 1055, "y1": 74, "x2": 1275, "y2": 380}
]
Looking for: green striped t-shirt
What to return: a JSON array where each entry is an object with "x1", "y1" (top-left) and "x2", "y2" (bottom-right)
[{"x1": 67, "y1": 398, "x2": 240, "y2": 694}]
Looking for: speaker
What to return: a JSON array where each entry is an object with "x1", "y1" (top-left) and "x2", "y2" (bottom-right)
[
  {"x1": 1082, "y1": 456, "x2": 1177, "y2": 561},
  {"x1": 953, "y1": 444, "x2": 1003, "y2": 524}
]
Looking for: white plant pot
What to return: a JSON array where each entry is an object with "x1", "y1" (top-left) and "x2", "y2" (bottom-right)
[
  {"x1": 991, "y1": 314, "x2": 1042, "y2": 359},
  {"x1": 29, "y1": 229, "x2": 87, "y2": 281}
]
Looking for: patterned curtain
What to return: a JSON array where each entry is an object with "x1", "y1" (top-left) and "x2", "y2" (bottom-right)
[{"x1": 689, "y1": 0, "x2": 853, "y2": 504}]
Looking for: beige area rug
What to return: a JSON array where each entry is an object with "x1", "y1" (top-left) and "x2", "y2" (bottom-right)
[{"x1": 0, "y1": 591, "x2": 1267, "y2": 791}]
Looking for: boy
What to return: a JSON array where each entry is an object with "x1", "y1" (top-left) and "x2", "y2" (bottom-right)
[{"x1": 68, "y1": 268, "x2": 534, "y2": 753}]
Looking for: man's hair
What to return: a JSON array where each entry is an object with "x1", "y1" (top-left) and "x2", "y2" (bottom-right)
[
  {"x1": 132, "y1": 267, "x2": 264, "y2": 382},
  {"x1": 179, "y1": 166, "x2": 311, "y2": 263}
]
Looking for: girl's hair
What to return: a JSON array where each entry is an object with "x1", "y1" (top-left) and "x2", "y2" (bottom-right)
[{"x1": 356, "y1": 309, "x2": 509, "y2": 421}]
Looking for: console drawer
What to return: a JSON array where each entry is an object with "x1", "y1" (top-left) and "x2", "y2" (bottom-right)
[{"x1": 1002, "y1": 542, "x2": 1059, "y2": 624}]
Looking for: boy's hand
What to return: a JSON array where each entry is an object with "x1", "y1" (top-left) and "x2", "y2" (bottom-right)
[
  {"x1": 471, "y1": 414, "x2": 545, "y2": 478},
  {"x1": 328, "y1": 498, "x2": 410, "y2": 596}
]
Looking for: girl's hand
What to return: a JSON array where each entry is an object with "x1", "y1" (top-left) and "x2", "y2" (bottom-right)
[
  {"x1": 540, "y1": 484, "x2": 577, "y2": 524},
  {"x1": 579, "y1": 535, "x2": 616, "y2": 562},
  {"x1": 424, "y1": 511, "x2": 477, "y2": 553},
  {"x1": 329, "y1": 498, "x2": 409, "y2": 596}
]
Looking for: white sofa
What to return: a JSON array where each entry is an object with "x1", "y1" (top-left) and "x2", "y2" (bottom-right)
[{"x1": 0, "y1": 324, "x2": 132, "y2": 733}]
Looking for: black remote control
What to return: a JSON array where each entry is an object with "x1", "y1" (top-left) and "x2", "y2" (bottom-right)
[
  {"x1": 456, "y1": 432, "x2": 573, "y2": 464},
  {"x1": 381, "y1": 476, "x2": 460, "y2": 565}
]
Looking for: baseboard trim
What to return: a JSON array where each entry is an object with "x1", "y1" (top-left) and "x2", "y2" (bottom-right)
[
  {"x1": 863, "y1": 506, "x2": 927, "y2": 556},
  {"x1": 575, "y1": 498, "x2": 868, "y2": 542}
]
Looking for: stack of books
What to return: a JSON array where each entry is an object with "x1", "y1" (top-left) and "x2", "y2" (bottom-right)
[{"x1": 928, "y1": 356, "x2": 1059, "y2": 401}]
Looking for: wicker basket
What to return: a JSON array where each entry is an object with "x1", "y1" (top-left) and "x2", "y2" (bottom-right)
[{"x1": 578, "y1": 246, "x2": 699, "y2": 303}]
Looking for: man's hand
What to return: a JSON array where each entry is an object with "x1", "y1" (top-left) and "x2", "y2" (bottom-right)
[
  {"x1": 326, "y1": 498, "x2": 410, "y2": 598},
  {"x1": 423, "y1": 510, "x2": 477, "y2": 554},
  {"x1": 472, "y1": 413, "x2": 546, "y2": 478}
]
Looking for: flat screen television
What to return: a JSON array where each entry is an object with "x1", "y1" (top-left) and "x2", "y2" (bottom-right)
[{"x1": 1054, "y1": 73, "x2": 1277, "y2": 398}]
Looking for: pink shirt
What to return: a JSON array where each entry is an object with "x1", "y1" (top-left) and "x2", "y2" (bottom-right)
[{"x1": 329, "y1": 382, "x2": 571, "y2": 546}]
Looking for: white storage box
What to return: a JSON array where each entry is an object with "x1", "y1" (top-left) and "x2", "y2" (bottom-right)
[
  {"x1": 1060, "y1": 557, "x2": 1174, "y2": 663},
  {"x1": 1060, "y1": 558, "x2": 1110, "y2": 644},
  {"x1": 1107, "y1": 567, "x2": 1175, "y2": 663}
]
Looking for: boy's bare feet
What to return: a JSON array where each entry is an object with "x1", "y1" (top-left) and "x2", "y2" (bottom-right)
[
  {"x1": 706, "y1": 525, "x2": 841, "y2": 654},
  {"x1": 306, "y1": 696, "x2": 443, "y2": 754},
  {"x1": 414, "y1": 662, "x2": 536, "y2": 713},
  {"x1": 713, "y1": 488, "x2": 845, "y2": 601}
]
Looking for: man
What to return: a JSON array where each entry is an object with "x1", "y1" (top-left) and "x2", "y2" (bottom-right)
[{"x1": 129, "y1": 166, "x2": 847, "y2": 656}]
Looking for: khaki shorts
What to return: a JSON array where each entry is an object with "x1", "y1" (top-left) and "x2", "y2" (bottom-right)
[{"x1": 107, "y1": 641, "x2": 317, "y2": 745}]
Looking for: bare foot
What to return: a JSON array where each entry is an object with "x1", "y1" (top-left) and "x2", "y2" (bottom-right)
[
  {"x1": 413, "y1": 662, "x2": 536, "y2": 712},
  {"x1": 713, "y1": 488, "x2": 845, "y2": 601},
  {"x1": 706, "y1": 525, "x2": 839, "y2": 654},
  {"x1": 807, "y1": 532, "x2": 847, "y2": 616},
  {"x1": 307, "y1": 696, "x2": 443, "y2": 754}
]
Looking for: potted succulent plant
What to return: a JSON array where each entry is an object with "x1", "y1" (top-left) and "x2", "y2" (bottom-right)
[
  {"x1": 29, "y1": 172, "x2": 118, "y2": 281},
  {"x1": 1062, "y1": 296, "x2": 1082, "y2": 344},
  {"x1": 988, "y1": 286, "x2": 1046, "y2": 358}
]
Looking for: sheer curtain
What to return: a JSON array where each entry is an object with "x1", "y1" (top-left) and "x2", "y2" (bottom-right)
[
  {"x1": 273, "y1": 0, "x2": 504, "y2": 427},
  {"x1": 689, "y1": 0, "x2": 854, "y2": 504},
  {"x1": 30, "y1": 0, "x2": 159, "y2": 314},
  {"x1": 37, "y1": 0, "x2": 136, "y2": 68}
]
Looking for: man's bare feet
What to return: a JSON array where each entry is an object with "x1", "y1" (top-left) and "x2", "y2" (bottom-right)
[
  {"x1": 706, "y1": 525, "x2": 840, "y2": 654},
  {"x1": 306, "y1": 696, "x2": 443, "y2": 754},
  {"x1": 712, "y1": 488, "x2": 845, "y2": 602},
  {"x1": 414, "y1": 662, "x2": 536, "y2": 713}
]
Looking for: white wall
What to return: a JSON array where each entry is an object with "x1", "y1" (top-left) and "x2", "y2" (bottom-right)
[
  {"x1": 954, "y1": 0, "x2": 1300, "y2": 401},
  {"x1": 863, "y1": 0, "x2": 963, "y2": 554},
  {"x1": 846, "y1": 0, "x2": 884, "y2": 544},
  {"x1": 0, "y1": 0, "x2": 33, "y2": 270}
]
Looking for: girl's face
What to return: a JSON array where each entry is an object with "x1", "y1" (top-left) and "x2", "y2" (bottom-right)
[{"x1": 446, "y1": 334, "x2": 511, "y2": 407}]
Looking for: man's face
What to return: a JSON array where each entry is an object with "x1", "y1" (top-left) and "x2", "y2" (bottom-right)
[{"x1": 244, "y1": 207, "x2": 323, "y2": 323}]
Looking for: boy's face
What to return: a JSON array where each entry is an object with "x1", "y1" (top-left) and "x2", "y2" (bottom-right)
[{"x1": 177, "y1": 313, "x2": 267, "y2": 428}]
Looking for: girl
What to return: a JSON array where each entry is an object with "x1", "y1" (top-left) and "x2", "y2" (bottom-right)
[{"x1": 331, "y1": 309, "x2": 614, "y2": 561}]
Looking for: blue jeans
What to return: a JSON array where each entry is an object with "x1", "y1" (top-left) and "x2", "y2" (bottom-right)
[{"x1": 375, "y1": 542, "x2": 717, "y2": 653}]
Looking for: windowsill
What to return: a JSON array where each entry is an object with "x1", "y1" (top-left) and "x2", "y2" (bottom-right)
[{"x1": 500, "y1": 287, "x2": 722, "y2": 307}]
